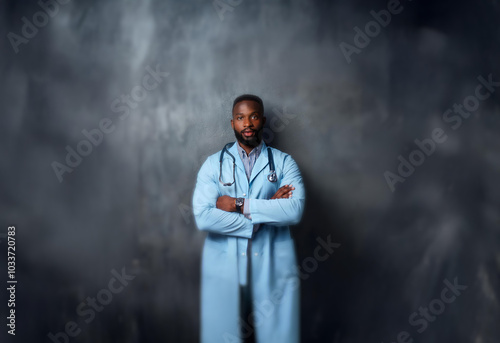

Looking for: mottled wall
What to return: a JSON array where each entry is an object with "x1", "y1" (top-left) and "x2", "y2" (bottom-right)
[{"x1": 1, "y1": 0, "x2": 499, "y2": 342}]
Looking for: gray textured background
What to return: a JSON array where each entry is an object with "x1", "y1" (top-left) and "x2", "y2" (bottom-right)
[{"x1": 1, "y1": 0, "x2": 499, "y2": 342}]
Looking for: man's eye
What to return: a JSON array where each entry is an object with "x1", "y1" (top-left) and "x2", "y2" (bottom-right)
[{"x1": 237, "y1": 117, "x2": 242, "y2": 120}]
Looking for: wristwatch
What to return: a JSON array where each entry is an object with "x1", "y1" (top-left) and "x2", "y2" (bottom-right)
[{"x1": 235, "y1": 198, "x2": 245, "y2": 213}]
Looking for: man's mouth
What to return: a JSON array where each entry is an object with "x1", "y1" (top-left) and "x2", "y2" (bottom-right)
[{"x1": 242, "y1": 130, "x2": 255, "y2": 137}]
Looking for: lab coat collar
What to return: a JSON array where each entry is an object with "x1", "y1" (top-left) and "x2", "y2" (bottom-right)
[{"x1": 227, "y1": 139, "x2": 269, "y2": 185}]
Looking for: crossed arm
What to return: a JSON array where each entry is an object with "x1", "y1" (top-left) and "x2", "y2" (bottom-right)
[
  {"x1": 192, "y1": 155, "x2": 305, "y2": 238},
  {"x1": 215, "y1": 185, "x2": 295, "y2": 212}
]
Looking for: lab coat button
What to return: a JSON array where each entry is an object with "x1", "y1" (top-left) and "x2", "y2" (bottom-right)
[
  {"x1": 254, "y1": 252, "x2": 258, "y2": 256},
  {"x1": 242, "y1": 193, "x2": 246, "y2": 196},
  {"x1": 241, "y1": 252, "x2": 245, "y2": 256}
]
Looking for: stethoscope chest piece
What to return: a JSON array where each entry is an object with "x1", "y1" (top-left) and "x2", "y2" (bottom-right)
[
  {"x1": 267, "y1": 171, "x2": 277, "y2": 182},
  {"x1": 266, "y1": 145, "x2": 277, "y2": 182}
]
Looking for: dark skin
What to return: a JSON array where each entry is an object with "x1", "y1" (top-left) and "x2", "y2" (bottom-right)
[{"x1": 216, "y1": 100, "x2": 295, "y2": 213}]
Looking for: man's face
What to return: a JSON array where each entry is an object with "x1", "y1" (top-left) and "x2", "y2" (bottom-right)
[{"x1": 231, "y1": 100, "x2": 266, "y2": 147}]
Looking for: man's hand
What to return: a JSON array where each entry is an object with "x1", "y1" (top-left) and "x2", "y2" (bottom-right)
[
  {"x1": 271, "y1": 184, "x2": 295, "y2": 199},
  {"x1": 216, "y1": 195, "x2": 237, "y2": 212}
]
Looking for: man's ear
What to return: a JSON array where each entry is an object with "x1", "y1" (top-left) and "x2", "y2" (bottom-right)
[
  {"x1": 230, "y1": 119, "x2": 234, "y2": 129},
  {"x1": 262, "y1": 116, "x2": 267, "y2": 126}
]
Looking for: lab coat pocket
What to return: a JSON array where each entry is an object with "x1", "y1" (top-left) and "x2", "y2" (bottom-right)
[
  {"x1": 273, "y1": 227, "x2": 292, "y2": 247},
  {"x1": 272, "y1": 238, "x2": 297, "y2": 279},
  {"x1": 274, "y1": 238, "x2": 293, "y2": 255},
  {"x1": 205, "y1": 233, "x2": 228, "y2": 253}
]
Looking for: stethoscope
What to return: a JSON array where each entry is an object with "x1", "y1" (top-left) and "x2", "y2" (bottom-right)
[{"x1": 219, "y1": 142, "x2": 277, "y2": 186}]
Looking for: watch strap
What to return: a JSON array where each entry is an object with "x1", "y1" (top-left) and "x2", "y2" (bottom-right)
[{"x1": 235, "y1": 197, "x2": 244, "y2": 213}]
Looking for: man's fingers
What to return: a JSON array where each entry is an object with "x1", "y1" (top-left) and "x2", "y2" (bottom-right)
[
  {"x1": 274, "y1": 185, "x2": 294, "y2": 199},
  {"x1": 270, "y1": 184, "x2": 296, "y2": 199},
  {"x1": 281, "y1": 185, "x2": 295, "y2": 198},
  {"x1": 276, "y1": 186, "x2": 290, "y2": 196},
  {"x1": 271, "y1": 186, "x2": 287, "y2": 199}
]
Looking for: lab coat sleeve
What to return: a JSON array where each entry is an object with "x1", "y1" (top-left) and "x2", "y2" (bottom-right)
[
  {"x1": 249, "y1": 155, "x2": 305, "y2": 226},
  {"x1": 192, "y1": 156, "x2": 254, "y2": 238}
]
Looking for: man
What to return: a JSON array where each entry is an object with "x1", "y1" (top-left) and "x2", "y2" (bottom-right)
[{"x1": 192, "y1": 94, "x2": 305, "y2": 343}]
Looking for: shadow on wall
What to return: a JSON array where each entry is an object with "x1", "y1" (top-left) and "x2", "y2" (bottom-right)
[
  {"x1": 290, "y1": 148, "x2": 496, "y2": 343},
  {"x1": 292, "y1": 168, "x2": 357, "y2": 343},
  {"x1": 265, "y1": 109, "x2": 355, "y2": 341}
]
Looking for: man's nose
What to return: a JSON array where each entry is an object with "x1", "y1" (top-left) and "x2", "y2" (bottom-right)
[{"x1": 243, "y1": 118, "x2": 253, "y2": 127}]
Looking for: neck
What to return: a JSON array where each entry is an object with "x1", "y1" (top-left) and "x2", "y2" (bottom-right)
[{"x1": 238, "y1": 140, "x2": 260, "y2": 156}]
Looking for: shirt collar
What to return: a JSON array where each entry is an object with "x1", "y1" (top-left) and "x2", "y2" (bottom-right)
[{"x1": 236, "y1": 139, "x2": 264, "y2": 159}]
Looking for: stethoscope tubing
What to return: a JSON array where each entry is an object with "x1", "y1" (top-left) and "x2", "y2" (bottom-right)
[{"x1": 219, "y1": 142, "x2": 277, "y2": 186}]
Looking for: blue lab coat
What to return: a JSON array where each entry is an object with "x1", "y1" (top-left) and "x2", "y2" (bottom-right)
[{"x1": 192, "y1": 140, "x2": 305, "y2": 343}]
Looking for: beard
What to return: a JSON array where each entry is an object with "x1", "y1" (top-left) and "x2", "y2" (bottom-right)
[{"x1": 233, "y1": 128, "x2": 262, "y2": 148}]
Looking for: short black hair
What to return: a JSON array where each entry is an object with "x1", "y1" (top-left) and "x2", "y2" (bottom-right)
[{"x1": 232, "y1": 94, "x2": 264, "y2": 113}]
